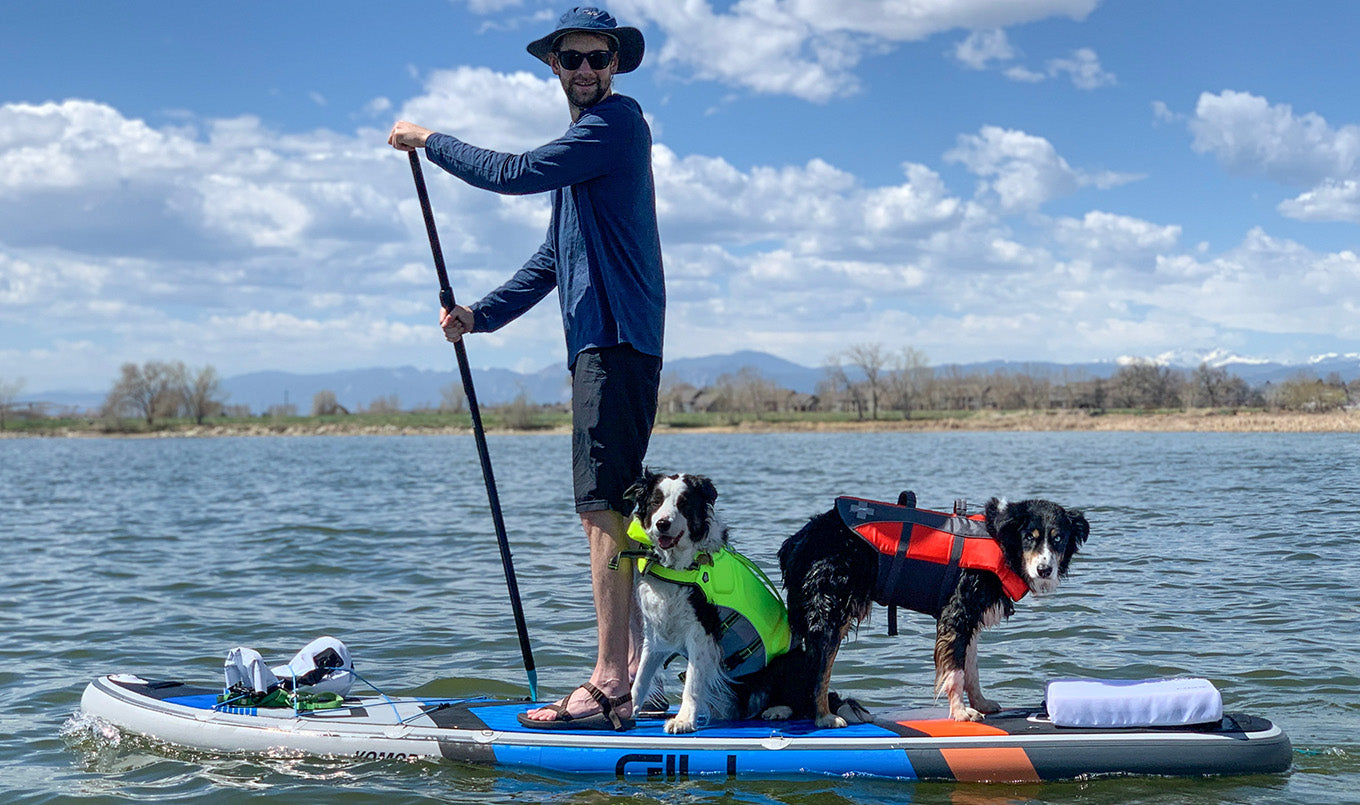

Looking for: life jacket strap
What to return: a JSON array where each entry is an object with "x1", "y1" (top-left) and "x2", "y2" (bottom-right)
[
  {"x1": 609, "y1": 549, "x2": 651, "y2": 572},
  {"x1": 887, "y1": 491, "x2": 917, "y2": 635},
  {"x1": 723, "y1": 637, "x2": 765, "y2": 673},
  {"x1": 615, "y1": 549, "x2": 715, "y2": 585}
]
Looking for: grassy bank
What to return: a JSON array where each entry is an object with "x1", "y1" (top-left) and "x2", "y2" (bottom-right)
[{"x1": 4, "y1": 407, "x2": 1359, "y2": 437}]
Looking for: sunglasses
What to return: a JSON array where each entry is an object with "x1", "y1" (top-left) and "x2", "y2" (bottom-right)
[{"x1": 555, "y1": 49, "x2": 615, "y2": 71}]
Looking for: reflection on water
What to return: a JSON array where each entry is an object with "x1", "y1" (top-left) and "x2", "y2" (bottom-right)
[{"x1": 3, "y1": 431, "x2": 1358, "y2": 802}]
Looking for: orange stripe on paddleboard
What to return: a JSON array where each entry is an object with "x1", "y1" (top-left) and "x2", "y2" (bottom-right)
[
  {"x1": 939, "y1": 747, "x2": 1040, "y2": 783},
  {"x1": 895, "y1": 720, "x2": 1010, "y2": 737}
]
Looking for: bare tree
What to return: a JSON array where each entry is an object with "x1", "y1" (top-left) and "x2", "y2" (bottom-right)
[
  {"x1": 1014, "y1": 364, "x2": 1053, "y2": 410},
  {"x1": 181, "y1": 365, "x2": 225, "y2": 424},
  {"x1": 844, "y1": 343, "x2": 888, "y2": 419},
  {"x1": 1054, "y1": 368, "x2": 1092, "y2": 409},
  {"x1": 312, "y1": 389, "x2": 346, "y2": 416},
  {"x1": 104, "y1": 361, "x2": 184, "y2": 426},
  {"x1": 1107, "y1": 362, "x2": 1185, "y2": 410},
  {"x1": 886, "y1": 347, "x2": 929, "y2": 418},
  {"x1": 0, "y1": 377, "x2": 24, "y2": 430},
  {"x1": 1185, "y1": 363, "x2": 1226, "y2": 407},
  {"x1": 986, "y1": 370, "x2": 1021, "y2": 409},
  {"x1": 266, "y1": 403, "x2": 298, "y2": 419},
  {"x1": 1269, "y1": 371, "x2": 1348, "y2": 411},
  {"x1": 718, "y1": 367, "x2": 781, "y2": 418},
  {"x1": 658, "y1": 372, "x2": 696, "y2": 414},
  {"x1": 498, "y1": 389, "x2": 538, "y2": 429},
  {"x1": 1184, "y1": 363, "x2": 1253, "y2": 408},
  {"x1": 439, "y1": 381, "x2": 466, "y2": 413},
  {"x1": 820, "y1": 355, "x2": 865, "y2": 418},
  {"x1": 365, "y1": 394, "x2": 402, "y2": 414},
  {"x1": 935, "y1": 365, "x2": 986, "y2": 410}
]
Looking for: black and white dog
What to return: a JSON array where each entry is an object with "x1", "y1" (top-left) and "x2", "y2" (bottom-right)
[
  {"x1": 625, "y1": 471, "x2": 752, "y2": 733},
  {"x1": 623, "y1": 471, "x2": 831, "y2": 733},
  {"x1": 778, "y1": 496, "x2": 1089, "y2": 725}
]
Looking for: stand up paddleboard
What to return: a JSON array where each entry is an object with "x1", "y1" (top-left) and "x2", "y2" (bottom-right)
[{"x1": 81, "y1": 674, "x2": 1290, "y2": 782}]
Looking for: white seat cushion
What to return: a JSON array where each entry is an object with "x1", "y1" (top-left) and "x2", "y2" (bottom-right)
[{"x1": 1046, "y1": 678, "x2": 1223, "y2": 728}]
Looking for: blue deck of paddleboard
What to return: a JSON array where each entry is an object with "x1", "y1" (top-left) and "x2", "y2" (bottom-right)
[{"x1": 85, "y1": 676, "x2": 1292, "y2": 781}]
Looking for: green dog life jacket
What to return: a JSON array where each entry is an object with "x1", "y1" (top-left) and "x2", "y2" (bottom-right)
[{"x1": 626, "y1": 519, "x2": 791, "y2": 680}]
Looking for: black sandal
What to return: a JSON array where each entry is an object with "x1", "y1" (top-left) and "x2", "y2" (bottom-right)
[{"x1": 516, "y1": 682, "x2": 635, "y2": 731}]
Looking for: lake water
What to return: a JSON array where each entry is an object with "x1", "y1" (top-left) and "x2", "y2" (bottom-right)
[{"x1": 3, "y1": 430, "x2": 1358, "y2": 803}]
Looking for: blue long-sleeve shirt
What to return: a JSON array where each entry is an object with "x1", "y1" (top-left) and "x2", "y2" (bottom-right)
[{"x1": 423, "y1": 94, "x2": 664, "y2": 370}]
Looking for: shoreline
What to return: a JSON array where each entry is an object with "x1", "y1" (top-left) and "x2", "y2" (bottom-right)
[{"x1": 5, "y1": 409, "x2": 1358, "y2": 438}]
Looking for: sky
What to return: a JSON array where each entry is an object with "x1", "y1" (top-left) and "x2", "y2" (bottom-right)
[{"x1": 3, "y1": 0, "x2": 1360, "y2": 395}]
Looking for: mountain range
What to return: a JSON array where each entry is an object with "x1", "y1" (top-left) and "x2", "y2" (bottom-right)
[{"x1": 24, "y1": 349, "x2": 1360, "y2": 414}]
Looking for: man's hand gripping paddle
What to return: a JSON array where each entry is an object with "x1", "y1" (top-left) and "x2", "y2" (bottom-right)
[{"x1": 406, "y1": 151, "x2": 538, "y2": 701}]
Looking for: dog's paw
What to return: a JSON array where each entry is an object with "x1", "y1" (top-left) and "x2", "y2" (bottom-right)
[
  {"x1": 836, "y1": 698, "x2": 873, "y2": 724},
  {"x1": 951, "y1": 705, "x2": 986, "y2": 722},
  {"x1": 970, "y1": 695, "x2": 1001, "y2": 715},
  {"x1": 760, "y1": 705, "x2": 792, "y2": 721},
  {"x1": 815, "y1": 712, "x2": 849, "y2": 729},
  {"x1": 664, "y1": 716, "x2": 697, "y2": 734}
]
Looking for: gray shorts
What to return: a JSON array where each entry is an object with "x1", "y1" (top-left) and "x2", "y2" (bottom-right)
[{"x1": 571, "y1": 345, "x2": 661, "y2": 515}]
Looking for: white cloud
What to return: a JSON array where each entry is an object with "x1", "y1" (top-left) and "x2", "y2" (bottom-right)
[
  {"x1": 947, "y1": 126, "x2": 1078, "y2": 211},
  {"x1": 863, "y1": 163, "x2": 966, "y2": 234},
  {"x1": 1131, "y1": 228, "x2": 1360, "y2": 339},
  {"x1": 198, "y1": 174, "x2": 313, "y2": 249},
  {"x1": 1183, "y1": 90, "x2": 1360, "y2": 225},
  {"x1": 0, "y1": 250, "x2": 108, "y2": 307},
  {"x1": 1188, "y1": 90, "x2": 1360, "y2": 187},
  {"x1": 1045, "y1": 47, "x2": 1115, "y2": 89},
  {"x1": 5, "y1": 61, "x2": 1356, "y2": 394},
  {"x1": 954, "y1": 29, "x2": 1015, "y2": 70},
  {"x1": 945, "y1": 126, "x2": 1139, "y2": 212},
  {"x1": 613, "y1": 0, "x2": 1098, "y2": 102},
  {"x1": 1004, "y1": 65, "x2": 1047, "y2": 84},
  {"x1": 781, "y1": 0, "x2": 1099, "y2": 38},
  {"x1": 1053, "y1": 211, "x2": 1182, "y2": 258},
  {"x1": 396, "y1": 66, "x2": 565, "y2": 152},
  {"x1": 652, "y1": 146, "x2": 967, "y2": 252},
  {"x1": 363, "y1": 97, "x2": 393, "y2": 118},
  {"x1": 0, "y1": 101, "x2": 411, "y2": 260},
  {"x1": 1278, "y1": 179, "x2": 1360, "y2": 223},
  {"x1": 0, "y1": 100, "x2": 195, "y2": 193},
  {"x1": 464, "y1": 0, "x2": 525, "y2": 13},
  {"x1": 949, "y1": 32, "x2": 1111, "y2": 89},
  {"x1": 1151, "y1": 100, "x2": 1180, "y2": 124}
]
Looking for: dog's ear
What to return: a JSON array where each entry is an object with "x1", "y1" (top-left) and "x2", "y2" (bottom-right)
[
  {"x1": 623, "y1": 469, "x2": 659, "y2": 511},
  {"x1": 1065, "y1": 508, "x2": 1090, "y2": 547},
  {"x1": 622, "y1": 479, "x2": 645, "y2": 511},
  {"x1": 692, "y1": 475, "x2": 718, "y2": 507},
  {"x1": 984, "y1": 497, "x2": 1013, "y2": 537}
]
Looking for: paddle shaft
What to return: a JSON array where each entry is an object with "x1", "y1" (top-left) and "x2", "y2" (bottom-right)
[{"x1": 406, "y1": 150, "x2": 538, "y2": 700}]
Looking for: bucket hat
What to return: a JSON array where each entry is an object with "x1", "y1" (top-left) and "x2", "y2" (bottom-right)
[{"x1": 526, "y1": 7, "x2": 645, "y2": 74}]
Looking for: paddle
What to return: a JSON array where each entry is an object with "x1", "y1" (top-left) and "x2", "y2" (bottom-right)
[{"x1": 406, "y1": 150, "x2": 538, "y2": 701}]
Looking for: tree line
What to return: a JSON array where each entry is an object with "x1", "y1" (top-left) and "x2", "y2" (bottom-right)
[
  {"x1": 661, "y1": 344, "x2": 1359, "y2": 419},
  {"x1": 2, "y1": 347, "x2": 1356, "y2": 430}
]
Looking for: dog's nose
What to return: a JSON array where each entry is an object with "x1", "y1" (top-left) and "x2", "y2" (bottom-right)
[
  {"x1": 1037, "y1": 563, "x2": 1054, "y2": 578},
  {"x1": 655, "y1": 516, "x2": 673, "y2": 533}
]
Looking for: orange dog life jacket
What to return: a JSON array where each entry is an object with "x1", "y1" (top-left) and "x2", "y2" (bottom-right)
[{"x1": 836, "y1": 495, "x2": 1029, "y2": 620}]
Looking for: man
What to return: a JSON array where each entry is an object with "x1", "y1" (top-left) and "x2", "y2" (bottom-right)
[{"x1": 388, "y1": 6, "x2": 663, "y2": 731}]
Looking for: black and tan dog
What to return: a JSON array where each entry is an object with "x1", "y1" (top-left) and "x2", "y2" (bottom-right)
[{"x1": 778, "y1": 493, "x2": 1089, "y2": 725}]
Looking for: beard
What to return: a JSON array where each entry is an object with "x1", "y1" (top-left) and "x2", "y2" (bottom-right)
[{"x1": 565, "y1": 74, "x2": 611, "y2": 110}]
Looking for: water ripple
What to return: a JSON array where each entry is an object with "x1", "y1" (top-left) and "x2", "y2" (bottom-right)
[{"x1": 5, "y1": 431, "x2": 1360, "y2": 802}]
